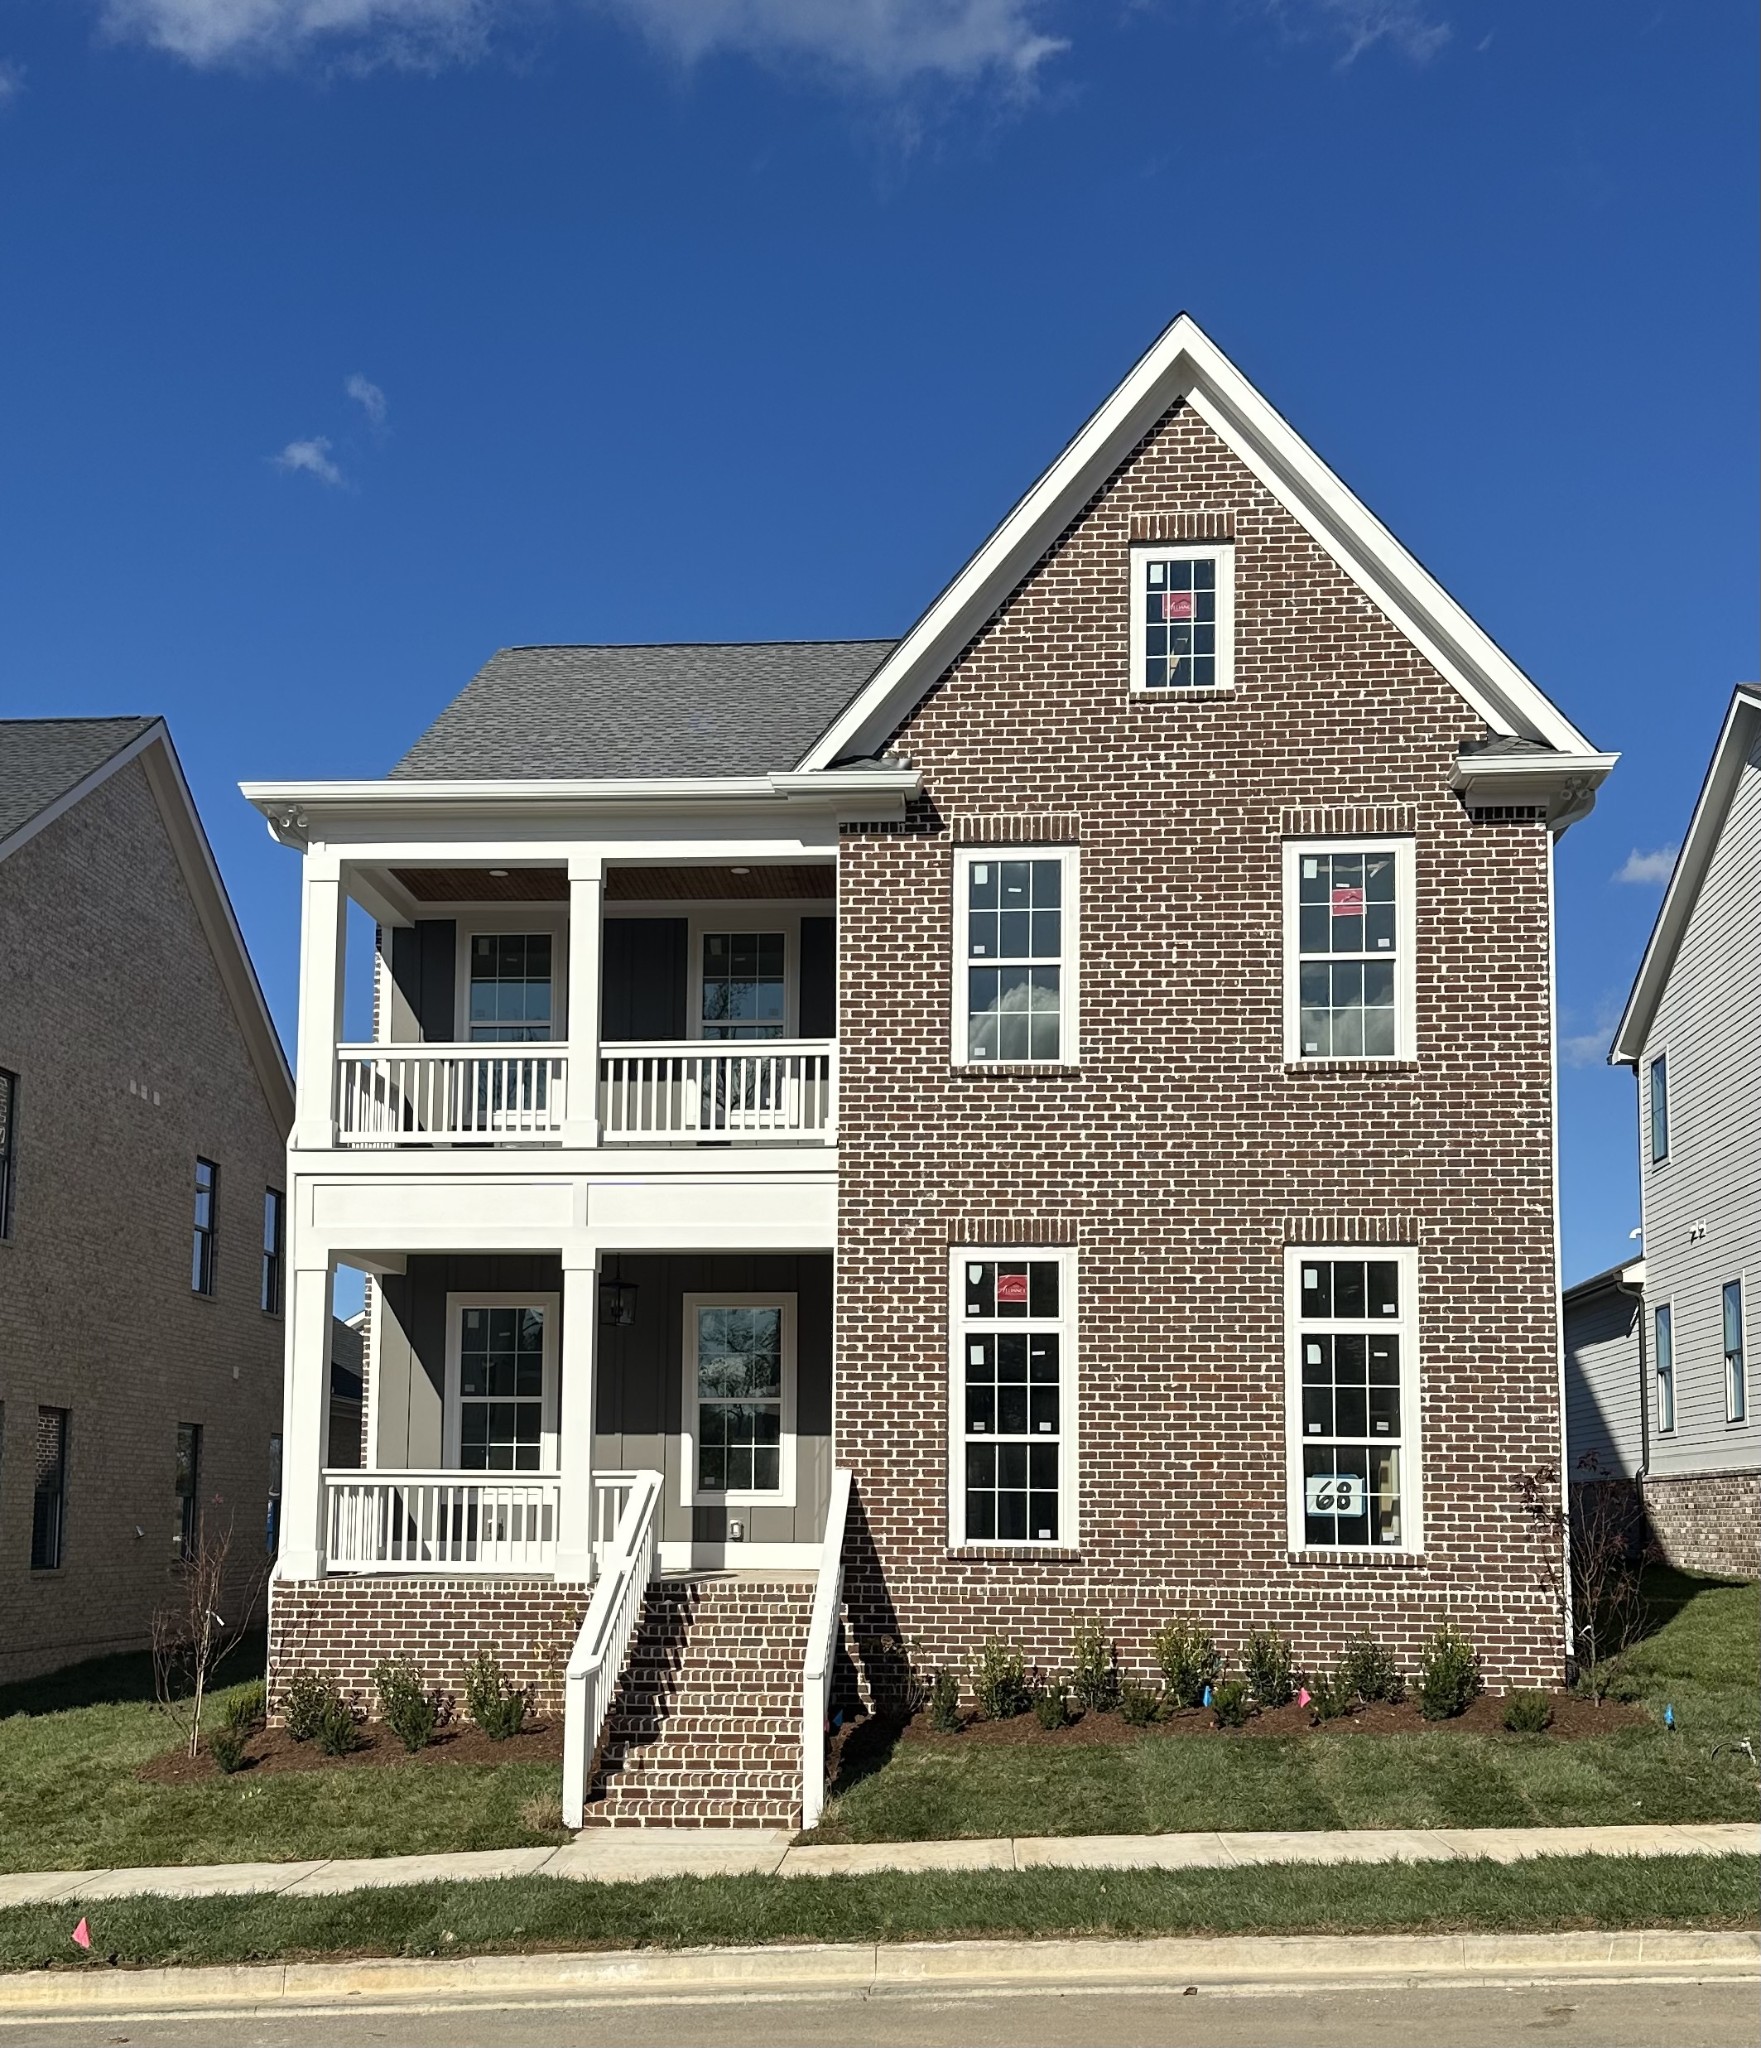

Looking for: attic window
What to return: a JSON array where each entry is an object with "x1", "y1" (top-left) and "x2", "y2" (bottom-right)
[{"x1": 1130, "y1": 542, "x2": 1235, "y2": 693}]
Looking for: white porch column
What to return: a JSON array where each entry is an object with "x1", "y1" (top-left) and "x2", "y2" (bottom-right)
[
  {"x1": 562, "y1": 854, "x2": 603, "y2": 1148},
  {"x1": 276, "y1": 1256, "x2": 335, "y2": 1580},
  {"x1": 292, "y1": 851, "x2": 346, "y2": 1151},
  {"x1": 553, "y1": 1251, "x2": 601, "y2": 1582}
]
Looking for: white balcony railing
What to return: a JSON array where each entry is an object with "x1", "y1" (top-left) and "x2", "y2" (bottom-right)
[
  {"x1": 322, "y1": 1469, "x2": 562, "y2": 1573},
  {"x1": 335, "y1": 1044, "x2": 568, "y2": 1146},
  {"x1": 598, "y1": 1040, "x2": 836, "y2": 1143}
]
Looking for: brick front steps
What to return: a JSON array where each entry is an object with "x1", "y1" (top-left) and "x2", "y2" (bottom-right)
[{"x1": 580, "y1": 1574, "x2": 815, "y2": 1829}]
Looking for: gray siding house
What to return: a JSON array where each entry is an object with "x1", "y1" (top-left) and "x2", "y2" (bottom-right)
[
  {"x1": 0, "y1": 719, "x2": 293, "y2": 1682},
  {"x1": 1563, "y1": 1258, "x2": 1646, "y2": 1482},
  {"x1": 1611, "y1": 686, "x2": 1760, "y2": 1578}
]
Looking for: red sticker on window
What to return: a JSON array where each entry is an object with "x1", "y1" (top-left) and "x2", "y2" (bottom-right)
[
  {"x1": 996, "y1": 1272, "x2": 1029, "y2": 1304},
  {"x1": 1161, "y1": 592, "x2": 1194, "y2": 621},
  {"x1": 1331, "y1": 886, "x2": 1365, "y2": 915}
]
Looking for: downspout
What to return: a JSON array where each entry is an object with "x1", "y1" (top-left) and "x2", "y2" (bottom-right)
[{"x1": 1545, "y1": 827, "x2": 1574, "y2": 1675}]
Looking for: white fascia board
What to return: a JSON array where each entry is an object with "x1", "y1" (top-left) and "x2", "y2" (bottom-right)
[
  {"x1": 240, "y1": 766, "x2": 921, "y2": 850},
  {"x1": 801, "y1": 313, "x2": 1601, "y2": 770},
  {"x1": 1611, "y1": 687, "x2": 1761, "y2": 1066}
]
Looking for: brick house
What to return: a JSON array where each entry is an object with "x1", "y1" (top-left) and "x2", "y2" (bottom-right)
[
  {"x1": 0, "y1": 718, "x2": 292, "y2": 1684},
  {"x1": 244, "y1": 316, "x2": 1616, "y2": 1825}
]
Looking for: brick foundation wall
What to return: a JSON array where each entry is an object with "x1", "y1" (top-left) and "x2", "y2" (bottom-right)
[
  {"x1": 268, "y1": 1577, "x2": 589, "y2": 1721},
  {"x1": 1640, "y1": 1472, "x2": 1760, "y2": 1582},
  {"x1": 835, "y1": 396, "x2": 1569, "y2": 1698}
]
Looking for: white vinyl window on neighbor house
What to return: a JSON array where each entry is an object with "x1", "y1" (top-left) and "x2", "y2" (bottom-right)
[
  {"x1": 953, "y1": 849, "x2": 1079, "y2": 1066},
  {"x1": 1129, "y1": 542, "x2": 1235, "y2": 693},
  {"x1": 681, "y1": 1295, "x2": 798, "y2": 1508},
  {"x1": 1285, "y1": 1247, "x2": 1421, "y2": 1553},
  {"x1": 950, "y1": 1249, "x2": 1077, "y2": 1549},
  {"x1": 1284, "y1": 840, "x2": 1416, "y2": 1063}
]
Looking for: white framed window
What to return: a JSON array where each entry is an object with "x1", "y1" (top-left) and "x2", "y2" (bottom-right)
[
  {"x1": 949, "y1": 1248, "x2": 1078, "y2": 1549},
  {"x1": 451, "y1": 908, "x2": 568, "y2": 1042},
  {"x1": 1283, "y1": 839, "x2": 1416, "y2": 1063},
  {"x1": 444, "y1": 1294, "x2": 560, "y2": 1471},
  {"x1": 1649, "y1": 1054, "x2": 1670, "y2": 1162},
  {"x1": 1722, "y1": 1281, "x2": 1746, "y2": 1425},
  {"x1": 1284, "y1": 1246, "x2": 1421, "y2": 1554},
  {"x1": 1654, "y1": 1301, "x2": 1675, "y2": 1435},
  {"x1": 952, "y1": 848, "x2": 1079, "y2": 1066},
  {"x1": 681, "y1": 1294, "x2": 797, "y2": 1507},
  {"x1": 1129, "y1": 541, "x2": 1235, "y2": 693}
]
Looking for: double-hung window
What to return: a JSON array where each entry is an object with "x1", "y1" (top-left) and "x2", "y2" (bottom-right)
[
  {"x1": 31, "y1": 1407, "x2": 67, "y2": 1571},
  {"x1": 174, "y1": 1423, "x2": 202, "y2": 1562},
  {"x1": 191, "y1": 1159, "x2": 218, "y2": 1296},
  {"x1": 468, "y1": 934, "x2": 554, "y2": 1042},
  {"x1": 445, "y1": 1296, "x2": 559, "y2": 1471},
  {"x1": 1649, "y1": 1056, "x2": 1669, "y2": 1162},
  {"x1": 1284, "y1": 840, "x2": 1415, "y2": 1062},
  {"x1": 1723, "y1": 1281, "x2": 1747, "y2": 1424},
  {"x1": 1286, "y1": 1247, "x2": 1419, "y2": 1551},
  {"x1": 951, "y1": 1250, "x2": 1075, "y2": 1548},
  {"x1": 682, "y1": 1295, "x2": 797, "y2": 1507},
  {"x1": 953, "y1": 849, "x2": 1079, "y2": 1065},
  {"x1": 1129, "y1": 542, "x2": 1234, "y2": 692},
  {"x1": 1654, "y1": 1303, "x2": 1675, "y2": 1435},
  {"x1": 261, "y1": 1189, "x2": 285, "y2": 1316}
]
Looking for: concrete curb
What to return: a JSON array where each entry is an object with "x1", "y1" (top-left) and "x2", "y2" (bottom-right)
[{"x1": 0, "y1": 1929, "x2": 1755, "y2": 2017}]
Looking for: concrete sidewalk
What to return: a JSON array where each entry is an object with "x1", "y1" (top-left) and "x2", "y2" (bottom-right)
[{"x1": 0, "y1": 1821, "x2": 1752, "y2": 1909}]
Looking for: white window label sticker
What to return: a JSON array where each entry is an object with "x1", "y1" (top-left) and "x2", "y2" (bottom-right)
[
  {"x1": 1305, "y1": 1342, "x2": 1322, "y2": 1364},
  {"x1": 1303, "y1": 1268, "x2": 1318, "y2": 1289},
  {"x1": 968, "y1": 1265, "x2": 984, "y2": 1285},
  {"x1": 970, "y1": 1344, "x2": 986, "y2": 1364},
  {"x1": 972, "y1": 865, "x2": 989, "y2": 885},
  {"x1": 1302, "y1": 858, "x2": 1319, "y2": 880},
  {"x1": 1306, "y1": 1471, "x2": 1366, "y2": 1517}
]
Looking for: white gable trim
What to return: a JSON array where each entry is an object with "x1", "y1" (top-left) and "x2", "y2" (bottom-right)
[
  {"x1": 800, "y1": 313, "x2": 1601, "y2": 771},
  {"x1": 1611, "y1": 686, "x2": 1761, "y2": 1066}
]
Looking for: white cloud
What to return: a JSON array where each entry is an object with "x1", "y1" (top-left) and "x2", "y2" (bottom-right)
[
  {"x1": 1613, "y1": 845, "x2": 1677, "y2": 886},
  {"x1": 1559, "y1": 994, "x2": 1621, "y2": 1069},
  {"x1": 94, "y1": 0, "x2": 1063, "y2": 88},
  {"x1": 0, "y1": 58, "x2": 24, "y2": 104},
  {"x1": 1310, "y1": 0, "x2": 1449, "y2": 65},
  {"x1": 271, "y1": 435, "x2": 346, "y2": 486},
  {"x1": 346, "y1": 372, "x2": 388, "y2": 427}
]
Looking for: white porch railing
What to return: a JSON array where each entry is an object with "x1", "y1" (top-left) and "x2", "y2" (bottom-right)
[
  {"x1": 562, "y1": 1468, "x2": 663, "y2": 1830},
  {"x1": 800, "y1": 1466, "x2": 853, "y2": 1831},
  {"x1": 598, "y1": 1041, "x2": 836, "y2": 1142},
  {"x1": 335, "y1": 1044, "x2": 568, "y2": 1145},
  {"x1": 322, "y1": 1470, "x2": 562, "y2": 1573}
]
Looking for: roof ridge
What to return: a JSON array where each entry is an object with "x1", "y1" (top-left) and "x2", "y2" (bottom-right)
[{"x1": 495, "y1": 638, "x2": 897, "y2": 654}]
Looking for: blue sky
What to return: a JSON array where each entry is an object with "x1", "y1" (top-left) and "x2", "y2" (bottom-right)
[{"x1": 1, "y1": 0, "x2": 1754, "y2": 1286}]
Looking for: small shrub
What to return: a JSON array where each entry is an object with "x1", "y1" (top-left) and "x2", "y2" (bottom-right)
[
  {"x1": 222, "y1": 1681, "x2": 266, "y2": 1734},
  {"x1": 1418, "y1": 1622, "x2": 1483, "y2": 1721},
  {"x1": 1032, "y1": 1679, "x2": 1071, "y2": 1731},
  {"x1": 374, "y1": 1657, "x2": 440, "y2": 1753},
  {"x1": 1503, "y1": 1688, "x2": 1554, "y2": 1734},
  {"x1": 463, "y1": 1652, "x2": 530, "y2": 1740},
  {"x1": 1119, "y1": 1680, "x2": 1163, "y2": 1727},
  {"x1": 1151, "y1": 1619, "x2": 1222, "y2": 1709},
  {"x1": 519, "y1": 1793, "x2": 567, "y2": 1835},
  {"x1": 281, "y1": 1671, "x2": 342, "y2": 1744},
  {"x1": 1211, "y1": 1676, "x2": 1253, "y2": 1728},
  {"x1": 313, "y1": 1693, "x2": 361, "y2": 1756},
  {"x1": 1340, "y1": 1635, "x2": 1406, "y2": 1705},
  {"x1": 1307, "y1": 1665, "x2": 1358, "y2": 1721},
  {"x1": 927, "y1": 1667, "x2": 962, "y2": 1732},
  {"x1": 1069, "y1": 1617, "x2": 1120, "y2": 1715},
  {"x1": 971, "y1": 1638, "x2": 1032, "y2": 1721},
  {"x1": 207, "y1": 1723, "x2": 250, "y2": 1774},
  {"x1": 1241, "y1": 1629, "x2": 1296, "y2": 1709}
]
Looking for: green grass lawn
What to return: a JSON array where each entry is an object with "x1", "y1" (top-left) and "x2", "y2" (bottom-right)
[
  {"x1": 811, "y1": 1571, "x2": 1761, "y2": 1844},
  {"x1": 0, "y1": 1854, "x2": 1753, "y2": 1974},
  {"x1": 0, "y1": 1642, "x2": 565, "y2": 1876}
]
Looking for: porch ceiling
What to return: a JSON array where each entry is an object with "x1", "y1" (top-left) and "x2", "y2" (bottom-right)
[{"x1": 387, "y1": 861, "x2": 836, "y2": 903}]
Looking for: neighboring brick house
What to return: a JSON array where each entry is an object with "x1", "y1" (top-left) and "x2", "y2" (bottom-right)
[
  {"x1": 1610, "y1": 686, "x2": 1760, "y2": 1580},
  {"x1": 243, "y1": 316, "x2": 1616, "y2": 1826},
  {"x1": 0, "y1": 718, "x2": 293, "y2": 1684}
]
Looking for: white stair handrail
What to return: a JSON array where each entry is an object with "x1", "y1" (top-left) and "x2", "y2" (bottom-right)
[
  {"x1": 800, "y1": 1466, "x2": 854, "y2": 1831},
  {"x1": 561, "y1": 1468, "x2": 663, "y2": 1830}
]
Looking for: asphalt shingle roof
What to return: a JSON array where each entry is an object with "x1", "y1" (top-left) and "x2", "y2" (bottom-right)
[
  {"x1": 390, "y1": 642, "x2": 898, "y2": 781},
  {"x1": 0, "y1": 717, "x2": 158, "y2": 846}
]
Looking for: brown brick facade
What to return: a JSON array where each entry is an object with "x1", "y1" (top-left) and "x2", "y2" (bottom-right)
[
  {"x1": 1640, "y1": 1472, "x2": 1760, "y2": 1582},
  {"x1": 835, "y1": 397, "x2": 1568, "y2": 1696}
]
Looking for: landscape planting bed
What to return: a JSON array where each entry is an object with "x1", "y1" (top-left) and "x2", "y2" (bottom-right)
[{"x1": 137, "y1": 1717, "x2": 563, "y2": 1785}]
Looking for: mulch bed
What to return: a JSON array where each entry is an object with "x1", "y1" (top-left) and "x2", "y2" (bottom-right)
[
  {"x1": 137, "y1": 1717, "x2": 563, "y2": 1785},
  {"x1": 828, "y1": 1690, "x2": 1647, "y2": 1774}
]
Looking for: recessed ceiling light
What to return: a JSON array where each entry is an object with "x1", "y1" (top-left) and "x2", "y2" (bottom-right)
[
  {"x1": 489, "y1": 868, "x2": 509, "y2": 878},
  {"x1": 730, "y1": 866, "x2": 750, "y2": 876}
]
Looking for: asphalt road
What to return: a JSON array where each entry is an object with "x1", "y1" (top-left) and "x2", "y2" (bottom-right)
[{"x1": 5, "y1": 1977, "x2": 1754, "y2": 2047}]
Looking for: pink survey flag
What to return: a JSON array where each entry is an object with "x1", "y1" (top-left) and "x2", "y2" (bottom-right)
[
  {"x1": 1296, "y1": 1687, "x2": 1312, "y2": 1708},
  {"x1": 71, "y1": 1918, "x2": 92, "y2": 1951}
]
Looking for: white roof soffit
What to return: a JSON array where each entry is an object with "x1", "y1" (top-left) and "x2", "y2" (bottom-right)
[
  {"x1": 239, "y1": 764, "x2": 922, "y2": 848},
  {"x1": 1611, "y1": 685, "x2": 1761, "y2": 1067},
  {"x1": 802, "y1": 312, "x2": 1601, "y2": 771}
]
